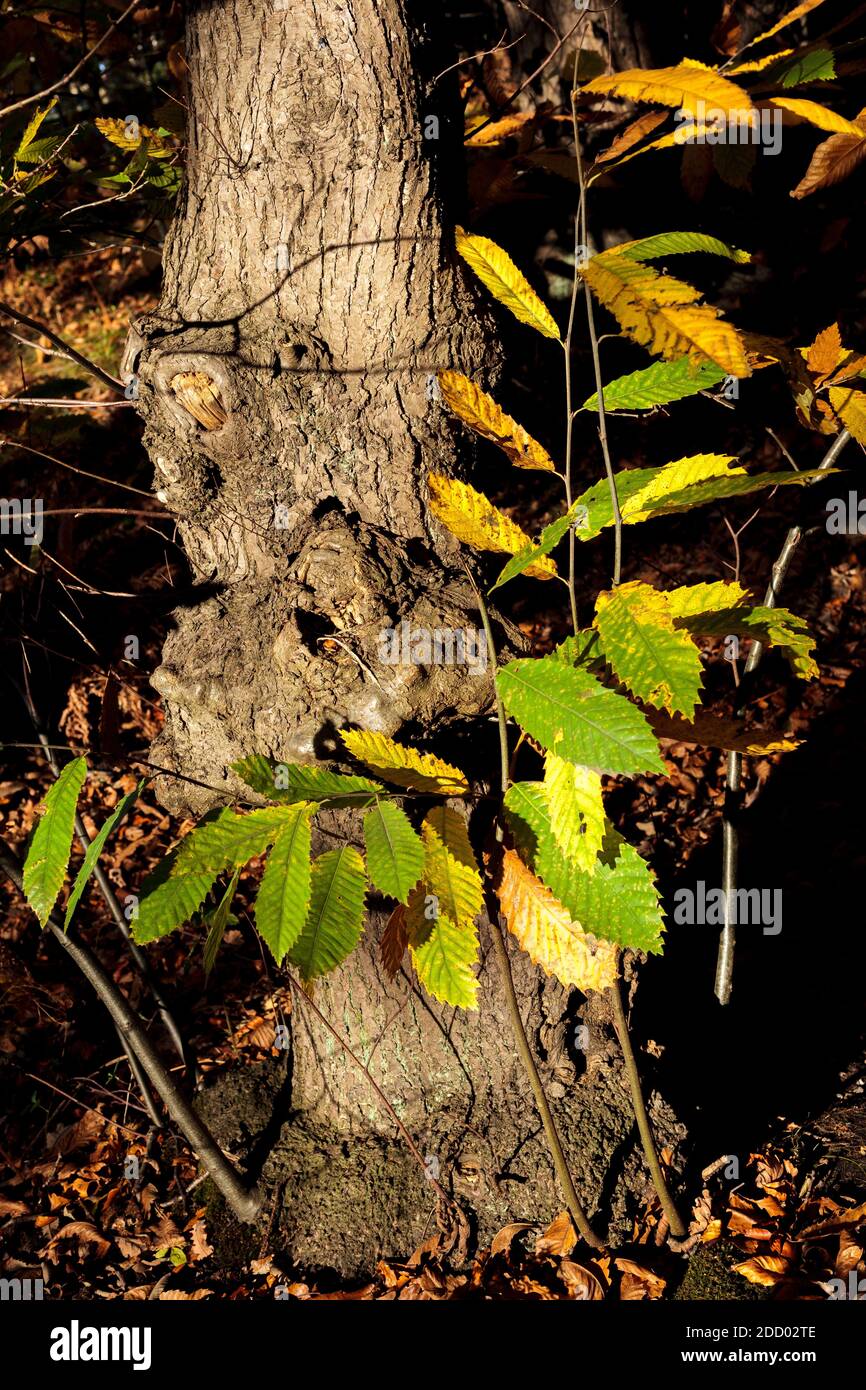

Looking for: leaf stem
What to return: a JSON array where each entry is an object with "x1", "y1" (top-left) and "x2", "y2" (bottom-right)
[
  {"x1": 572, "y1": 91, "x2": 623, "y2": 588},
  {"x1": 608, "y1": 968, "x2": 686, "y2": 1237},
  {"x1": 467, "y1": 566, "x2": 602, "y2": 1249}
]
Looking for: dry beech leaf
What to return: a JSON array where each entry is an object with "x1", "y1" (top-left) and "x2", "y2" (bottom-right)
[
  {"x1": 615, "y1": 1257, "x2": 667, "y2": 1300},
  {"x1": 560, "y1": 1259, "x2": 605, "y2": 1300},
  {"x1": 536, "y1": 1209, "x2": 578, "y2": 1257},
  {"x1": 491, "y1": 1222, "x2": 534, "y2": 1257},
  {"x1": 733, "y1": 1254, "x2": 791, "y2": 1286},
  {"x1": 381, "y1": 903, "x2": 409, "y2": 979}
]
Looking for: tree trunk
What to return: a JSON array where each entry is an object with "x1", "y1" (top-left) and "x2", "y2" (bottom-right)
[{"x1": 130, "y1": 0, "x2": 683, "y2": 1276}]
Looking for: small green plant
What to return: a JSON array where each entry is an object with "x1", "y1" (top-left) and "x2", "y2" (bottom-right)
[{"x1": 17, "y1": 4, "x2": 866, "y2": 1246}]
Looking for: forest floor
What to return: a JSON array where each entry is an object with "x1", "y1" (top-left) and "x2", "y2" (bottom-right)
[{"x1": 1, "y1": 228, "x2": 865, "y2": 1298}]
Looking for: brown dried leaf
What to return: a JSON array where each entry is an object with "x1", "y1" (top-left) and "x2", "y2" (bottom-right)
[
  {"x1": 491, "y1": 1222, "x2": 534, "y2": 1257},
  {"x1": 536, "y1": 1209, "x2": 577, "y2": 1257},
  {"x1": 615, "y1": 1257, "x2": 667, "y2": 1300},
  {"x1": 560, "y1": 1259, "x2": 606, "y2": 1300},
  {"x1": 791, "y1": 119, "x2": 866, "y2": 199},
  {"x1": 381, "y1": 903, "x2": 408, "y2": 979},
  {"x1": 733, "y1": 1254, "x2": 791, "y2": 1286}
]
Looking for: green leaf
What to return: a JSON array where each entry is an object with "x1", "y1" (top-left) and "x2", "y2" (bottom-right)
[
  {"x1": 630, "y1": 467, "x2": 832, "y2": 520},
  {"x1": 64, "y1": 781, "x2": 143, "y2": 930},
  {"x1": 550, "y1": 630, "x2": 609, "y2": 673},
  {"x1": 503, "y1": 781, "x2": 664, "y2": 952},
  {"x1": 777, "y1": 46, "x2": 835, "y2": 87},
  {"x1": 135, "y1": 806, "x2": 299, "y2": 944},
  {"x1": 232, "y1": 755, "x2": 382, "y2": 806},
  {"x1": 421, "y1": 806, "x2": 484, "y2": 928},
  {"x1": 664, "y1": 580, "x2": 750, "y2": 619},
  {"x1": 254, "y1": 805, "x2": 314, "y2": 964},
  {"x1": 15, "y1": 135, "x2": 64, "y2": 166},
  {"x1": 363, "y1": 802, "x2": 424, "y2": 904},
  {"x1": 574, "y1": 464, "x2": 833, "y2": 540},
  {"x1": 543, "y1": 754, "x2": 607, "y2": 872},
  {"x1": 497, "y1": 656, "x2": 664, "y2": 775},
  {"x1": 15, "y1": 96, "x2": 57, "y2": 159},
  {"x1": 173, "y1": 806, "x2": 301, "y2": 875},
  {"x1": 409, "y1": 910, "x2": 480, "y2": 1010},
  {"x1": 615, "y1": 231, "x2": 751, "y2": 264},
  {"x1": 203, "y1": 869, "x2": 240, "y2": 979},
  {"x1": 593, "y1": 581, "x2": 704, "y2": 718},
  {"x1": 23, "y1": 756, "x2": 87, "y2": 926},
  {"x1": 490, "y1": 503, "x2": 580, "y2": 591},
  {"x1": 289, "y1": 846, "x2": 367, "y2": 979},
  {"x1": 134, "y1": 860, "x2": 220, "y2": 945},
  {"x1": 581, "y1": 356, "x2": 725, "y2": 412},
  {"x1": 674, "y1": 604, "x2": 817, "y2": 679}
]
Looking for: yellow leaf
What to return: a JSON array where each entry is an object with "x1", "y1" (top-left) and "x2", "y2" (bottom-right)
[
  {"x1": 580, "y1": 61, "x2": 752, "y2": 118},
  {"x1": 406, "y1": 811, "x2": 483, "y2": 1010},
  {"x1": 664, "y1": 579, "x2": 750, "y2": 619},
  {"x1": 581, "y1": 252, "x2": 750, "y2": 377},
  {"x1": 464, "y1": 111, "x2": 536, "y2": 146},
  {"x1": 455, "y1": 227, "x2": 561, "y2": 340},
  {"x1": 497, "y1": 848, "x2": 618, "y2": 992},
  {"x1": 543, "y1": 755, "x2": 607, "y2": 872},
  {"x1": 419, "y1": 806, "x2": 483, "y2": 929},
  {"x1": 823, "y1": 352, "x2": 866, "y2": 388},
  {"x1": 94, "y1": 116, "x2": 173, "y2": 158},
  {"x1": 407, "y1": 896, "x2": 480, "y2": 1009},
  {"x1": 770, "y1": 98, "x2": 866, "y2": 139},
  {"x1": 592, "y1": 110, "x2": 669, "y2": 165},
  {"x1": 828, "y1": 387, "x2": 866, "y2": 447},
  {"x1": 427, "y1": 473, "x2": 557, "y2": 579},
  {"x1": 622, "y1": 455, "x2": 740, "y2": 516},
  {"x1": 726, "y1": 49, "x2": 795, "y2": 75},
  {"x1": 18, "y1": 96, "x2": 58, "y2": 154},
  {"x1": 746, "y1": 0, "x2": 830, "y2": 49},
  {"x1": 339, "y1": 730, "x2": 468, "y2": 796},
  {"x1": 438, "y1": 371, "x2": 556, "y2": 471}
]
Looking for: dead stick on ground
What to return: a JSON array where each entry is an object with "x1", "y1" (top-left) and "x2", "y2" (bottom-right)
[
  {"x1": 715, "y1": 428, "x2": 852, "y2": 1005},
  {"x1": 0, "y1": 836, "x2": 260, "y2": 1224}
]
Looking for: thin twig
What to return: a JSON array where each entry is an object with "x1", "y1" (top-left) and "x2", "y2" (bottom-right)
[
  {"x1": 0, "y1": 302, "x2": 124, "y2": 392},
  {"x1": 2, "y1": 437, "x2": 155, "y2": 498},
  {"x1": 715, "y1": 428, "x2": 852, "y2": 1004},
  {"x1": 572, "y1": 87, "x2": 622, "y2": 586},
  {"x1": 464, "y1": 14, "x2": 584, "y2": 142},
  {"x1": 18, "y1": 682, "x2": 188, "y2": 1070},
  {"x1": 0, "y1": 836, "x2": 259, "y2": 1224},
  {"x1": 0, "y1": 0, "x2": 139, "y2": 120}
]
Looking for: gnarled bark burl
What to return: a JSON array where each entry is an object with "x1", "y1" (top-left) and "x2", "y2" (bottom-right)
[{"x1": 129, "y1": 0, "x2": 683, "y2": 1274}]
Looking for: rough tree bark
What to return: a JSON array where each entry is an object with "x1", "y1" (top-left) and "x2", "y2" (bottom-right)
[{"x1": 129, "y1": 0, "x2": 683, "y2": 1275}]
